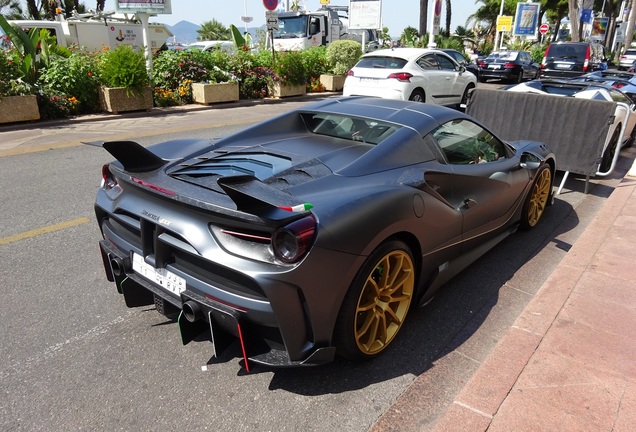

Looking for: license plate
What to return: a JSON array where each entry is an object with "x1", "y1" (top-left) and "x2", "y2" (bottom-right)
[
  {"x1": 555, "y1": 63, "x2": 571, "y2": 69},
  {"x1": 488, "y1": 65, "x2": 501, "y2": 69},
  {"x1": 132, "y1": 253, "x2": 186, "y2": 296},
  {"x1": 360, "y1": 77, "x2": 379, "y2": 84}
]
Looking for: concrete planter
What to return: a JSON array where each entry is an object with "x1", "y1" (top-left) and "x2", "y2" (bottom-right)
[
  {"x1": 99, "y1": 86, "x2": 153, "y2": 114},
  {"x1": 319, "y1": 74, "x2": 346, "y2": 91},
  {"x1": 268, "y1": 82, "x2": 306, "y2": 98},
  {"x1": 0, "y1": 95, "x2": 40, "y2": 124},
  {"x1": 192, "y1": 82, "x2": 239, "y2": 104}
]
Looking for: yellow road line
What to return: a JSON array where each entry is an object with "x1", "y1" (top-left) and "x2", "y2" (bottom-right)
[{"x1": 0, "y1": 217, "x2": 90, "y2": 246}]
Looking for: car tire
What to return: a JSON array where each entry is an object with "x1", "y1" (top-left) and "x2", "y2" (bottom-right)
[
  {"x1": 520, "y1": 165, "x2": 552, "y2": 230},
  {"x1": 408, "y1": 89, "x2": 425, "y2": 102},
  {"x1": 333, "y1": 240, "x2": 415, "y2": 361},
  {"x1": 460, "y1": 83, "x2": 475, "y2": 107},
  {"x1": 600, "y1": 127, "x2": 621, "y2": 173}
]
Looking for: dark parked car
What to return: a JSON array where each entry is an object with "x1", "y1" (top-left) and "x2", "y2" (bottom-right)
[
  {"x1": 571, "y1": 70, "x2": 636, "y2": 103},
  {"x1": 478, "y1": 50, "x2": 540, "y2": 83},
  {"x1": 539, "y1": 41, "x2": 608, "y2": 78},
  {"x1": 439, "y1": 48, "x2": 480, "y2": 79},
  {"x1": 91, "y1": 97, "x2": 555, "y2": 369}
]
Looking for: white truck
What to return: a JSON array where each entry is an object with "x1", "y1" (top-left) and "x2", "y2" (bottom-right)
[
  {"x1": 8, "y1": 10, "x2": 172, "y2": 53},
  {"x1": 271, "y1": 6, "x2": 379, "y2": 51}
]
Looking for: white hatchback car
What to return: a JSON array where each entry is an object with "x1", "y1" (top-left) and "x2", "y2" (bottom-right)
[
  {"x1": 619, "y1": 48, "x2": 636, "y2": 70},
  {"x1": 343, "y1": 48, "x2": 477, "y2": 107}
]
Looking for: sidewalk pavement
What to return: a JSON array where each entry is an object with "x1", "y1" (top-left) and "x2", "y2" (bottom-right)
[{"x1": 423, "y1": 164, "x2": 636, "y2": 431}]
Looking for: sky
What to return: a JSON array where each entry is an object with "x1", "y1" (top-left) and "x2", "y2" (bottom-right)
[{"x1": 101, "y1": 0, "x2": 479, "y2": 38}]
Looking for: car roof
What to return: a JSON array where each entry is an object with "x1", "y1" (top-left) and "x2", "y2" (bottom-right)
[{"x1": 361, "y1": 47, "x2": 441, "y2": 61}]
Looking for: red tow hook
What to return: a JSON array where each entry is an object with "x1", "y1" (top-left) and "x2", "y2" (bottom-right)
[{"x1": 237, "y1": 323, "x2": 250, "y2": 373}]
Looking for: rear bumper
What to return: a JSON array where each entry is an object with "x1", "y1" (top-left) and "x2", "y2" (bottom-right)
[
  {"x1": 98, "y1": 238, "x2": 337, "y2": 369},
  {"x1": 539, "y1": 69, "x2": 585, "y2": 78},
  {"x1": 480, "y1": 68, "x2": 516, "y2": 80}
]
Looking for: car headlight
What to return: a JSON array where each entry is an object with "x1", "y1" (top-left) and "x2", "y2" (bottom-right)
[{"x1": 272, "y1": 215, "x2": 316, "y2": 263}]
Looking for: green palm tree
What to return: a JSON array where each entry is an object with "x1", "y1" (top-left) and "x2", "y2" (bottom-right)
[
  {"x1": 466, "y1": 0, "x2": 517, "y2": 44},
  {"x1": 197, "y1": 19, "x2": 231, "y2": 41},
  {"x1": 0, "y1": 0, "x2": 24, "y2": 19}
]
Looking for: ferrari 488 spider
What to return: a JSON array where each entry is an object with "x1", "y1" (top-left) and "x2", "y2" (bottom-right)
[{"x1": 92, "y1": 96, "x2": 555, "y2": 369}]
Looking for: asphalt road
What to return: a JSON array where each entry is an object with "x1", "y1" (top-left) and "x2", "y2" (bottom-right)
[{"x1": 1, "y1": 96, "x2": 634, "y2": 432}]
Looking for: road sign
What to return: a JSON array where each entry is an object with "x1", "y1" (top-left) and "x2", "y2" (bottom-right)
[
  {"x1": 266, "y1": 10, "x2": 279, "y2": 31},
  {"x1": 496, "y1": 16, "x2": 513, "y2": 32},
  {"x1": 434, "y1": 0, "x2": 442, "y2": 17},
  {"x1": 539, "y1": 23, "x2": 549, "y2": 34},
  {"x1": 263, "y1": 0, "x2": 278, "y2": 12}
]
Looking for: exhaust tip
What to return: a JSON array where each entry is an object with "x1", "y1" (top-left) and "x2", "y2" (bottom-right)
[
  {"x1": 110, "y1": 257, "x2": 128, "y2": 277},
  {"x1": 183, "y1": 301, "x2": 203, "y2": 322}
]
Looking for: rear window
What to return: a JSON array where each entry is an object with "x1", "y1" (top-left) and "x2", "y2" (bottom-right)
[
  {"x1": 546, "y1": 44, "x2": 588, "y2": 61},
  {"x1": 487, "y1": 51, "x2": 519, "y2": 61},
  {"x1": 624, "y1": 49, "x2": 636, "y2": 56},
  {"x1": 302, "y1": 112, "x2": 400, "y2": 145},
  {"x1": 355, "y1": 56, "x2": 407, "y2": 69}
]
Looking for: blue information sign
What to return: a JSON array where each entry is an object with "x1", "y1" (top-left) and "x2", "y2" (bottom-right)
[{"x1": 513, "y1": 2, "x2": 540, "y2": 37}]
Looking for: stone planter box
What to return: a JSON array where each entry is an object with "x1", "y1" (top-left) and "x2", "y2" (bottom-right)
[
  {"x1": 0, "y1": 95, "x2": 40, "y2": 124},
  {"x1": 99, "y1": 86, "x2": 153, "y2": 114},
  {"x1": 268, "y1": 82, "x2": 306, "y2": 98},
  {"x1": 319, "y1": 74, "x2": 346, "y2": 91},
  {"x1": 192, "y1": 82, "x2": 239, "y2": 104}
]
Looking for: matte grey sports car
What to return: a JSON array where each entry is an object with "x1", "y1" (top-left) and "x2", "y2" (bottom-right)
[{"x1": 92, "y1": 96, "x2": 555, "y2": 369}]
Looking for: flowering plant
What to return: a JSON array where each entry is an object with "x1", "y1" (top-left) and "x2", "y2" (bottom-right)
[
  {"x1": 97, "y1": 45, "x2": 149, "y2": 94},
  {"x1": 272, "y1": 51, "x2": 307, "y2": 86},
  {"x1": 0, "y1": 49, "x2": 36, "y2": 97},
  {"x1": 39, "y1": 50, "x2": 101, "y2": 114}
]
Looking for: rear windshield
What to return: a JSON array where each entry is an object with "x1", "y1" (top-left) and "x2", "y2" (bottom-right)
[
  {"x1": 486, "y1": 51, "x2": 519, "y2": 61},
  {"x1": 301, "y1": 112, "x2": 400, "y2": 145},
  {"x1": 624, "y1": 49, "x2": 636, "y2": 56},
  {"x1": 354, "y1": 56, "x2": 408, "y2": 69},
  {"x1": 546, "y1": 44, "x2": 588, "y2": 60}
]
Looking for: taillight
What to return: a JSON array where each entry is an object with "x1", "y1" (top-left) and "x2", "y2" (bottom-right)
[
  {"x1": 102, "y1": 164, "x2": 118, "y2": 189},
  {"x1": 272, "y1": 215, "x2": 316, "y2": 263},
  {"x1": 612, "y1": 82, "x2": 626, "y2": 89},
  {"x1": 387, "y1": 72, "x2": 413, "y2": 82},
  {"x1": 541, "y1": 46, "x2": 549, "y2": 68},
  {"x1": 478, "y1": 61, "x2": 486, "y2": 67},
  {"x1": 621, "y1": 55, "x2": 627, "y2": 60},
  {"x1": 583, "y1": 46, "x2": 590, "y2": 71},
  {"x1": 347, "y1": 70, "x2": 354, "y2": 76},
  {"x1": 503, "y1": 62, "x2": 516, "y2": 69}
]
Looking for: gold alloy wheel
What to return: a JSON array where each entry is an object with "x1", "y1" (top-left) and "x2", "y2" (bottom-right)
[
  {"x1": 354, "y1": 250, "x2": 415, "y2": 355},
  {"x1": 527, "y1": 168, "x2": 552, "y2": 227}
]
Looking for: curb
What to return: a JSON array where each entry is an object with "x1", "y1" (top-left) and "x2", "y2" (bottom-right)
[{"x1": 0, "y1": 91, "x2": 340, "y2": 133}]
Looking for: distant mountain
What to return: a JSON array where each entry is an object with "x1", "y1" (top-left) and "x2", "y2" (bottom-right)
[
  {"x1": 166, "y1": 20, "x2": 265, "y2": 46},
  {"x1": 167, "y1": 21, "x2": 201, "y2": 45}
]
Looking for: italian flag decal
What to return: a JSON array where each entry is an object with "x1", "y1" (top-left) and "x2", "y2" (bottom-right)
[{"x1": 278, "y1": 203, "x2": 313, "y2": 212}]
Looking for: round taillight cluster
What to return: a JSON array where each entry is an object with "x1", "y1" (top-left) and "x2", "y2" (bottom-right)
[{"x1": 272, "y1": 215, "x2": 317, "y2": 264}]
